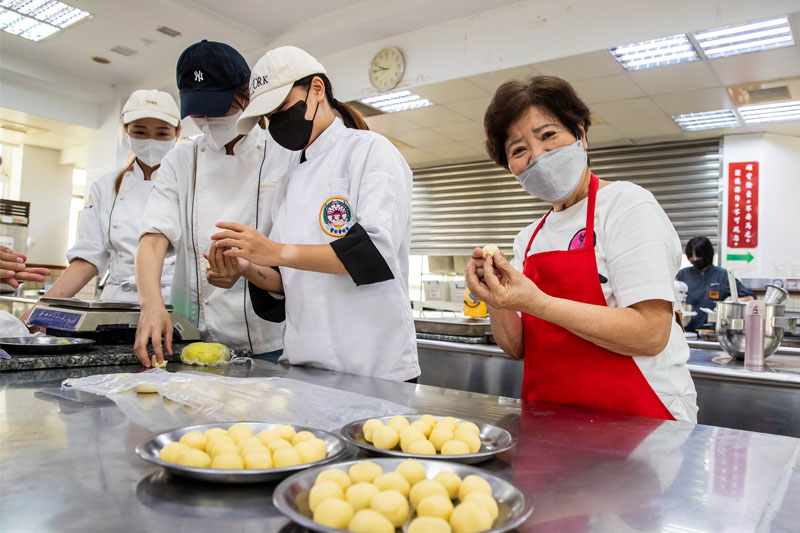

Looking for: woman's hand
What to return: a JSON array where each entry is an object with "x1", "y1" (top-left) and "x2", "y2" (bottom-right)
[
  {"x1": 211, "y1": 222, "x2": 283, "y2": 267},
  {"x1": 466, "y1": 253, "x2": 548, "y2": 314},
  {"x1": 133, "y1": 303, "x2": 173, "y2": 367},
  {"x1": 205, "y1": 242, "x2": 250, "y2": 289},
  {"x1": 0, "y1": 246, "x2": 50, "y2": 288}
]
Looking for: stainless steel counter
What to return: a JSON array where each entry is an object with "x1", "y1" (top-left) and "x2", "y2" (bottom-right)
[{"x1": 2, "y1": 362, "x2": 799, "y2": 532}]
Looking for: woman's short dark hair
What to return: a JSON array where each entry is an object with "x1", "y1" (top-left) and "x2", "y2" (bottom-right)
[
  {"x1": 484, "y1": 75, "x2": 591, "y2": 169},
  {"x1": 685, "y1": 237, "x2": 715, "y2": 264}
]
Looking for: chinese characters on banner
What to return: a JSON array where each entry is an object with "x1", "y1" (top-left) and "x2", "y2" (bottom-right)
[{"x1": 727, "y1": 162, "x2": 758, "y2": 248}]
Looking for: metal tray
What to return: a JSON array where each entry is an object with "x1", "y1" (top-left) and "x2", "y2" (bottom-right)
[
  {"x1": 0, "y1": 336, "x2": 95, "y2": 355},
  {"x1": 273, "y1": 457, "x2": 533, "y2": 533},
  {"x1": 135, "y1": 422, "x2": 349, "y2": 483},
  {"x1": 340, "y1": 415, "x2": 515, "y2": 465},
  {"x1": 414, "y1": 318, "x2": 491, "y2": 337}
]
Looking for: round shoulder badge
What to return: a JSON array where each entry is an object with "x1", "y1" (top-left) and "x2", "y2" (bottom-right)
[{"x1": 319, "y1": 197, "x2": 353, "y2": 237}]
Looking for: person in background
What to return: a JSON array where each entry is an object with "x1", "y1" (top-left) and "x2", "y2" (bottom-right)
[
  {"x1": 133, "y1": 40, "x2": 298, "y2": 367},
  {"x1": 21, "y1": 91, "x2": 180, "y2": 319},
  {"x1": 0, "y1": 246, "x2": 50, "y2": 288},
  {"x1": 676, "y1": 236, "x2": 752, "y2": 332}
]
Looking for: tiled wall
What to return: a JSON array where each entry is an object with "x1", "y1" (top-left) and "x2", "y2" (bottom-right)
[{"x1": 22, "y1": 268, "x2": 100, "y2": 300}]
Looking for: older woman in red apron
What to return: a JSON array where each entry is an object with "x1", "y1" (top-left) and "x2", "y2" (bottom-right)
[{"x1": 466, "y1": 76, "x2": 697, "y2": 422}]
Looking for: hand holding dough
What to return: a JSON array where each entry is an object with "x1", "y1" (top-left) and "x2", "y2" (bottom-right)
[{"x1": 481, "y1": 244, "x2": 500, "y2": 258}]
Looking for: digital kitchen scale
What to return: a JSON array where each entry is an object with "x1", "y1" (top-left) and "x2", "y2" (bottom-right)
[{"x1": 26, "y1": 298, "x2": 202, "y2": 345}]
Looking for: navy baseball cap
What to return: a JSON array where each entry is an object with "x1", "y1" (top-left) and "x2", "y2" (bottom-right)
[{"x1": 176, "y1": 40, "x2": 251, "y2": 118}]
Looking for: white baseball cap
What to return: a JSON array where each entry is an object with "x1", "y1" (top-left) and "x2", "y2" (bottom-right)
[
  {"x1": 122, "y1": 89, "x2": 180, "y2": 127},
  {"x1": 236, "y1": 46, "x2": 327, "y2": 134}
]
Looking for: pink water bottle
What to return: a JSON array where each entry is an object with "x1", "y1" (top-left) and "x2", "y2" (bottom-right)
[{"x1": 744, "y1": 300, "x2": 766, "y2": 369}]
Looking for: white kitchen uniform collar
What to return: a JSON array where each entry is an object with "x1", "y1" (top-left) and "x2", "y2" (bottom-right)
[
  {"x1": 303, "y1": 117, "x2": 344, "y2": 161},
  {"x1": 198, "y1": 126, "x2": 261, "y2": 154}
]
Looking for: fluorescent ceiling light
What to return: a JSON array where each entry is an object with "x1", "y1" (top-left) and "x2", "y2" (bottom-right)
[
  {"x1": 360, "y1": 90, "x2": 434, "y2": 113},
  {"x1": 739, "y1": 100, "x2": 800, "y2": 124},
  {"x1": 672, "y1": 109, "x2": 740, "y2": 131},
  {"x1": 695, "y1": 16, "x2": 794, "y2": 58},
  {"x1": 609, "y1": 34, "x2": 699, "y2": 71},
  {"x1": 0, "y1": 0, "x2": 89, "y2": 42}
]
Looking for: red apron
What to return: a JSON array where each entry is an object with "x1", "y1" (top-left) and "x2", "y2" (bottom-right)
[{"x1": 520, "y1": 174, "x2": 674, "y2": 420}]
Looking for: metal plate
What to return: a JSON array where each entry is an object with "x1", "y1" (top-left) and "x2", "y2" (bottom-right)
[
  {"x1": 340, "y1": 415, "x2": 516, "y2": 464},
  {"x1": 414, "y1": 318, "x2": 491, "y2": 337},
  {"x1": 273, "y1": 457, "x2": 533, "y2": 533},
  {"x1": 0, "y1": 336, "x2": 95, "y2": 355},
  {"x1": 135, "y1": 422, "x2": 349, "y2": 483}
]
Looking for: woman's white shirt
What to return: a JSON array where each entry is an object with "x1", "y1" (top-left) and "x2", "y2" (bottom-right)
[
  {"x1": 139, "y1": 127, "x2": 298, "y2": 353},
  {"x1": 66, "y1": 163, "x2": 174, "y2": 303},
  {"x1": 511, "y1": 181, "x2": 698, "y2": 423},
  {"x1": 269, "y1": 118, "x2": 420, "y2": 381}
]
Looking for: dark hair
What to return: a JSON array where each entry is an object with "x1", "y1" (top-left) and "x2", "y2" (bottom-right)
[
  {"x1": 293, "y1": 74, "x2": 368, "y2": 130},
  {"x1": 484, "y1": 75, "x2": 591, "y2": 169},
  {"x1": 685, "y1": 236, "x2": 715, "y2": 264}
]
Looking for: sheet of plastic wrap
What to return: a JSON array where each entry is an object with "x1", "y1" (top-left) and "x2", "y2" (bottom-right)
[{"x1": 62, "y1": 369, "x2": 415, "y2": 432}]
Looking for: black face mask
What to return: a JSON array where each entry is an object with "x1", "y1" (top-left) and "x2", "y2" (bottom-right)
[
  {"x1": 691, "y1": 258, "x2": 709, "y2": 270},
  {"x1": 268, "y1": 87, "x2": 319, "y2": 151}
]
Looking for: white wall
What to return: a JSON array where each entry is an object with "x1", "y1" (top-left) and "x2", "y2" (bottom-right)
[
  {"x1": 18, "y1": 145, "x2": 74, "y2": 266},
  {"x1": 721, "y1": 133, "x2": 800, "y2": 279}
]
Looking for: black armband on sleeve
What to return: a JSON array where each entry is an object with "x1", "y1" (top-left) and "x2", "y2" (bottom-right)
[
  {"x1": 248, "y1": 267, "x2": 285, "y2": 322},
  {"x1": 329, "y1": 223, "x2": 394, "y2": 286}
]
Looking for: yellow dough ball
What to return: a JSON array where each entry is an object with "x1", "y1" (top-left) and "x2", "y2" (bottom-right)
[
  {"x1": 387, "y1": 415, "x2": 410, "y2": 433},
  {"x1": 206, "y1": 435, "x2": 234, "y2": 455},
  {"x1": 243, "y1": 449, "x2": 273, "y2": 469},
  {"x1": 349, "y1": 461, "x2": 383, "y2": 484},
  {"x1": 136, "y1": 386, "x2": 157, "y2": 393},
  {"x1": 227, "y1": 423, "x2": 253, "y2": 437},
  {"x1": 418, "y1": 493, "x2": 455, "y2": 521},
  {"x1": 410, "y1": 419, "x2": 433, "y2": 438},
  {"x1": 400, "y1": 428, "x2": 426, "y2": 453},
  {"x1": 395, "y1": 459, "x2": 427, "y2": 487},
  {"x1": 481, "y1": 244, "x2": 501, "y2": 258},
  {"x1": 410, "y1": 479, "x2": 449, "y2": 508},
  {"x1": 309, "y1": 438, "x2": 327, "y2": 457},
  {"x1": 309, "y1": 481, "x2": 344, "y2": 512},
  {"x1": 159, "y1": 442, "x2": 189, "y2": 463},
  {"x1": 450, "y1": 501, "x2": 492, "y2": 533},
  {"x1": 179, "y1": 432, "x2": 207, "y2": 450},
  {"x1": 316, "y1": 468, "x2": 353, "y2": 491},
  {"x1": 407, "y1": 439, "x2": 437, "y2": 455},
  {"x1": 204, "y1": 427, "x2": 228, "y2": 440},
  {"x1": 175, "y1": 448, "x2": 211, "y2": 468},
  {"x1": 345, "y1": 482, "x2": 380, "y2": 512},
  {"x1": 458, "y1": 475, "x2": 493, "y2": 501},
  {"x1": 420, "y1": 414, "x2": 438, "y2": 426},
  {"x1": 372, "y1": 425, "x2": 399, "y2": 450},
  {"x1": 237, "y1": 436, "x2": 264, "y2": 452},
  {"x1": 273, "y1": 447, "x2": 302, "y2": 468},
  {"x1": 409, "y1": 516, "x2": 453, "y2": 533},
  {"x1": 268, "y1": 438, "x2": 292, "y2": 453},
  {"x1": 312, "y1": 497, "x2": 354, "y2": 529},
  {"x1": 434, "y1": 471, "x2": 462, "y2": 500},
  {"x1": 429, "y1": 428, "x2": 454, "y2": 451},
  {"x1": 438, "y1": 417, "x2": 459, "y2": 431},
  {"x1": 228, "y1": 426, "x2": 254, "y2": 444},
  {"x1": 373, "y1": 472, "x2": 411, "y2": 497},
  {"x1": 441, "y1": 439, "x2": 470, "y2": 455},
  {"x1": 294, "y1": 439, "x2": 326, "y2": 464},
  {"x1": 369, "y1": 489, "x2": 409, "y2": 527},
  {"x1": 292, "y1": 430, "x2": 315, "y2": 445},
  {"x1": 454, "y1": 431, "x2": 482, "y2": 454},
  {"x1": 209, "y1": 442, "x2": 240, "y2": 458},
  {"x1": 256, "y1": 428, "x2": 281, "y2": 446},
  {"x1": 362, "y1": 418, "x2": 383, "y2": 443},
  {"x1": 348, "y1": 508, "x2": 395, "y2": 533},
  {"x1": 457, "y1": 421, "x2": 481, "y2": 436},
  {"x1": 275, "y1": 424, "x2": 296, "y2": 442},
  {"x1": 211, "y1": 452, "x2": 244, "y2": 469},
  {"x1": 151, "y1": 354, "x2": 168, "y2": 368},
  {"x1": 464, "y1": 491, "x2": 499, "y2": 521}
]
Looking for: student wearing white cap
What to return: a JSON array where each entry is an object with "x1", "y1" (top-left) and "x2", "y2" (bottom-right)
[
  {"x1": 22, "y1": 90, "x2": 180, "y2": 322},
  {"x1": 133, "y1": 40, "x2": 299, "y2": 367},
  {"x1": 210, "y1": 46, "x2": 420, "y2": 381}
]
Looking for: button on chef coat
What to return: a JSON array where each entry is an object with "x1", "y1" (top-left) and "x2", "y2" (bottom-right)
[
  {"x1": 140, "y1": 127, "x2": 298, "y2": 353},
  {"x1": 67, "y1": 163, "x2": 174, "y2": 303},
  {"x1": 268, "y1": 118, "x2": 420, "y2": 381}
]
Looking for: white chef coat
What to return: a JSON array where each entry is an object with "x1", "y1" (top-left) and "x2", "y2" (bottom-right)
[
  {"x1": 269, "y1": 118, "x2": 420, "y2": 381},
  {"x1": 140, "y1": 127, "x2": 298, "y2": 353},
  {"x1": 67, "y1": 163, "x2": 174, "y2": 303}
]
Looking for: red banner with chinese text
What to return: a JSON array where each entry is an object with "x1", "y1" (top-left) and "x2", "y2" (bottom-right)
[{"x1": 727, "y1": 162, "x2": 758, "y2": 248}]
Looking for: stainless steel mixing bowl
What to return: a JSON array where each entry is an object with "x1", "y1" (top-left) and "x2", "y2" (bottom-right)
[{"x1": 715, "y1": 301, "x2": 785, "y2": 359}]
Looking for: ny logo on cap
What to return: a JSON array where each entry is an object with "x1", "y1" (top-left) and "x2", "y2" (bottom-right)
[{"x1": 194, "y1": 70, "x2": 204, "y2": 82}]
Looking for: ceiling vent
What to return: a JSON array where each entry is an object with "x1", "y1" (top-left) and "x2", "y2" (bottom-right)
[
  {"x1": 345, "y1": 100, "x2": 384, "y2": 117},
  {"x1": 156, "y1": 26, "x2": 181, "y2": 37},
  {"x1": 110, "y1": 45, "x2": 137, "y2": 56},
  {"x1": 729, "y1": 78, "x2": 797, "y2": 106},
  {"x1": 746, "y1": 86, "x2": 790, "y2": 104}
]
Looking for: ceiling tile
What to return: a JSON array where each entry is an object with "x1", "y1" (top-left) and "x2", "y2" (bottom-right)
[
  {"x1": 652, "y1": 87, "x2": 734, "y2": 116},
  {"x1": 400, "y1": 148, "x2": 440, "y2": 167},
  {"x1": 572, "y1": 74, "x2": 644, "y2": 104},
  {"x1": 708, "y1": 47, "x2": 800, "y2": 86},
  {"x1": 611, "y1": 117, "x2": 683, "y2": 138},
  {"x1": 444, "y1": 96, "x2": 493, "y2": 121},
  {"x1": 412, "y1": 79, "x2": 490, "y2": 104},
  {"x1": 682, "y1": 126, "x2": 746, "y2": 140},
  {"x1": 586, "y1": 124, "x2": 625, "y2": 145},
  {"x1": 424, "y1": 142, "x2": 480, "y2": 159},
  {"x1": 394, "y1": 105, "x2": 469, "y2": 127},
  {"x1": 628, "y1": 61, "x2": 719, "y2": 95},
  {"x1": 431, "y1": 121, "x2": 486, "y2": 142},
  {"x1": 591, "y1": 97, "x2": 665, "y2": 123},
  {"x1": 460, "y1": 139, "x2": 489, "y2": 155},
  {"x1": 533, "y1": 51, "x2": 623, "y2": 82},
  {"x1": 365, "y1": 113, "x2": 419, "y2": 135},
  {"x1": 466, "y1": 65, "x2": 538, "y2": 93},
  {"x1": 390, "y1": 128, "x2": 455, "y2": 148},
  {"x1": 745, "y1": 121, "x2": 800, "y2": 137}
]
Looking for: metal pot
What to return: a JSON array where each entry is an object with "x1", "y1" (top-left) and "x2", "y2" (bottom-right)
[{"x1": 714, "y1": 301, "x2": 794, "y2": 359}]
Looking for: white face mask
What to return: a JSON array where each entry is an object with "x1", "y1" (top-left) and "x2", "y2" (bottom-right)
[
  {"x1": 193, "y1": 111, "x2": 243, "y2": 151},
  {"x1": 129, "y1": 137, "x2": 176, "y2": 168},
  {"x1": 515, "y1": 139, "x2": 587, "y2": 203}
]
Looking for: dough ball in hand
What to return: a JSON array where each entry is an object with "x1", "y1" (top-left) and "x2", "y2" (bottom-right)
[{"x1": 481, "y1": 244, "x2": 500, "y2": 258}]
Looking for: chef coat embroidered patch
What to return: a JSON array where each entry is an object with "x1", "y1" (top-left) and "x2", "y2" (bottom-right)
[{"x1": 320, "y1": 197, "x2": 353, "y2": 237}]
